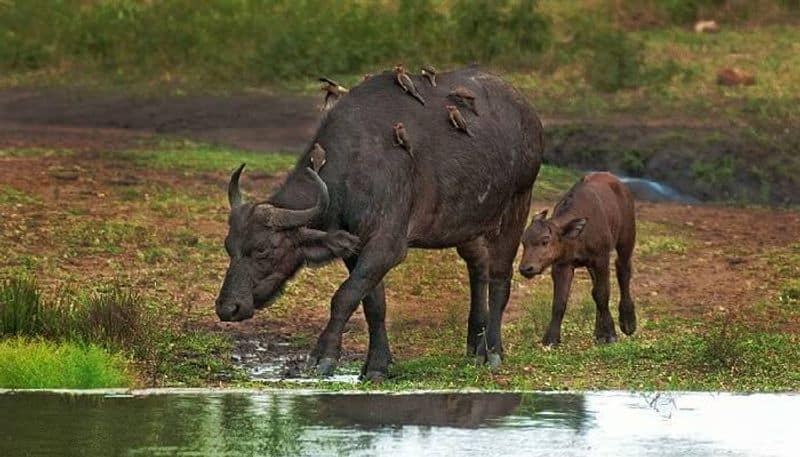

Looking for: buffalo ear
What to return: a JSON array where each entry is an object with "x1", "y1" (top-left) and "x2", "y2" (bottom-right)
[
  {"x1": 533, "y1": 209, "x2": 548, "y2": 222},
  {"x1": 297, "y1": 228, "x2": 360, "y2": 265},
  {"x1": 561, "y1": 217, "x2": 587, "y2": 239}
]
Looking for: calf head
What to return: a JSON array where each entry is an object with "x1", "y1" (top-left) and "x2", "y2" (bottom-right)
[
  {"x1": 215, "y1": 164, "x2": 360, "y2": 322},
  {"x1": 519, "y1": 210, "x2": 587, "y2": 278}
]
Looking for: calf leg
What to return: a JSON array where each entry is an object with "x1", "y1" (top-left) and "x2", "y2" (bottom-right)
[
  {"x1": 309, "y1": 236, "x2": 406, "y2": 377},
  {"x1": 542, "y1": 264, "x2": 574, "y2": 346},
  {"x1": 616, "y1": 246, "x2": 636, "y2": 336},
  {"x1": 589, "y1": 256, "x2": 617, "y2": 344},
  {"x1": 457, "y1": 238, "x2": 489, "y2": 356}
]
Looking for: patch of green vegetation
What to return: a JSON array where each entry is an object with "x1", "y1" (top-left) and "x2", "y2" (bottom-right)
[
  {"x1": 691, "y1": 157, "x2": 736, "y2": 188},
  {"x1": 0, "y1": 274, "x2": 237, "y2": 387},
  {"x1": 779, "y1": 279, "x2": 800, "y2": 306},
  {"x1": 0, "y1": 275, "x2": 42, "y2": 335},
  {"x1": 152, "y1": 329, "x2": 242, "y2": 387},
  {"x1": 0, "y1": 185, "x2": 40, "y2": 206},
  {"x1": 0, "y1": 338, "x2": 131, "y2": 389},
  {"x1": 533, "y1": 165, "x2": 580, "y2": 201},
  {"x1": 148, "y1": 187, "x2": 220, "y2": 218},
  {"x1": 638, "y1": 235, "x2": 689, "y2": 257},
  {"x1": 0, "y1": 0, "x2": 550, "y2": 87},
  {"x1": 63, "y1": 219, "x2": 151, "y2": 255},
  {"x1": 116, "y1": 141, "x2": 296, "y2": 174}
]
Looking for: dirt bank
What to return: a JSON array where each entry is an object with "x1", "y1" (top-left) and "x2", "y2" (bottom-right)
[{"x1": 1, "y1": 88, "x2": 797, "y2": 204}]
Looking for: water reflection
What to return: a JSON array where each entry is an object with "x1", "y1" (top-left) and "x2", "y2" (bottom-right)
[{"x1": 0, "y1": 391, "x2": 796, "y2": 457}]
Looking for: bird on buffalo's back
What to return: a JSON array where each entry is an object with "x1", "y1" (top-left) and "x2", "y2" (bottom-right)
[
  {"x1": 446, "y1": 105, "x2": 473, "y2": 137},
  {"x1": 448, "y1": 86, "x2": 478, "y2": 115},
  {"x1": 421, "y1": 65, "x2": 437, "y2": 87},
  {"x1": 393, "y1": 122, "x2": 413, "y2": 155},
  {"x1": 393, "y1": 65, "x2": 426, "y2": 105},
  {"x1": 319, "y1": 77, "x2": 348, "y2": 111},
  {"x1": 310, "y1": 143, "x2": 327, "y2": 172}
]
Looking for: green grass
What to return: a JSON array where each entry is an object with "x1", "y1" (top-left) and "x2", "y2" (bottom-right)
[
  {"x1": 0, "y1": 338, "x2": 131, "y2": 389},
  {"x1": 533, "y1": 165, "x2": 580, "y2": 201},
  {"x1": 0, "y1": 186, "x2": 40, "y2": 206},
  {"x1": 116, "y1": 141, "x2": 297, "y2": 174}
]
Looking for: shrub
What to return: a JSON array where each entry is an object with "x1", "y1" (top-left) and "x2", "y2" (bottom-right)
[
  {"x1": 1, "y1": 274, "x2": 152, "y2": 353},
  {"x1": 0, "y1": 276, "x2": 43, "y2": 336},
  {"x1": 0, "y1": 0, "x2": 552, "y2": 83},
  {"x1": 575, "y1": 21, "x2": 645, "y2": 92},
  {"x1": 0, "y1": 338, "x2": 131, "y2": 388},
  {"x1": 78, "y1": 288, "x2": 150, "y2": 351}
]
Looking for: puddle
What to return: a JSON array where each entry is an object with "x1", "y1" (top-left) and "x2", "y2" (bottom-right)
[
  {"x1": 619, "y1": 177, "x2": 699, "y2": 204},
  {"x1": 1, "y1": 390, "x2": 796, "y2": 456},
  {"x1": 232, "y1": 338, "x2": 359, "y2": 384}
]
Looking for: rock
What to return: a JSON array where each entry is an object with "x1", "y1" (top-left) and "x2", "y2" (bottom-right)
[
  {"x1": 717, "y1": 68, "x2": 756, "y2": 86},
  {"x1": 694, "y1": 20, "x2": 719, "y2": 33}
]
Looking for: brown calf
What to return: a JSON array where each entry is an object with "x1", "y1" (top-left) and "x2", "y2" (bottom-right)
[{"x1": 519, "y1": 172, "x2": 636, "y2": 345}]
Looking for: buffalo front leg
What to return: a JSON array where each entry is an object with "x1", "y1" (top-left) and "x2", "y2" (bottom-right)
[
  {"x1": 589, "y1": 256, "x2": 617, "y2": 344},
  {"x1": 343, "y1": 256, "x2": 392, "y2": 382},
  {"x1": 542, "y1": 264, "x2": 574, "y2": 346},
  {"x1": 457, "y1": 239, "x2": 489, "y2": 356},
  {"x1": 309, "y1": 236, "x2": 406, "y2": 377}
]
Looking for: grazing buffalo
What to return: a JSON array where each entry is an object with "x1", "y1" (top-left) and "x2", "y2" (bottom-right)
[
  {"x1": 216, "y1": 67, "x2": 544, "y2": 381},
  {"x1": 518, "y1": 172, "x2": 637, "y2": 345}
]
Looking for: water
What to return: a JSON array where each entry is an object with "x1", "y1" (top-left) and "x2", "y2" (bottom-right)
[
  {"x1": 1, "y1": 390, "x2": 797, "y2": 457},
  {"x1": 618, "y1": 177, "x2": 699, "y2": 204}
]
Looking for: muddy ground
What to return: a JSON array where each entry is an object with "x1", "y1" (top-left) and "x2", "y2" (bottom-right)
[
  {"x1": 2, "y1": 88, "x2": 797, "y2": 204},
  {"x1": 1, "y1": 146, "x2": 798, "y2": 383},
  {"x1": 1, "y1": 88, "x2": 798, "y2": 387}
]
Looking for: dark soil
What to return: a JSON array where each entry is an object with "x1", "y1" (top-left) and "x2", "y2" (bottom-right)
[
  {"x1": 0, "y1": 88, "x2": 319, "y2": 152},
  {"x1": 1, "y1": 88, "x2": 796, "y2": 203}
]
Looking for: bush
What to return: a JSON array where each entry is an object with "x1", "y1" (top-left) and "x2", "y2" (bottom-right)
[
  {"x1": 0, "y1": 338, "x2": 131, "y2": 388},
  {"x1": 0, "y1": 0, "x2": 552, "y2": 83},
  {"x1": 576, "y1": 22, "x2": 645, "y2": 92},
  {"x1": 0, "y1": 276, "x2": 43, "y2": 336},
  {"x1": 0, "y1": 275, "x2": 152, "y2": 352}
]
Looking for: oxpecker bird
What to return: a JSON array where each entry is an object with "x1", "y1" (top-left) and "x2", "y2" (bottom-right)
[
  {"x1": 393, "y1": 65, "x2": 426, "y2": 105},
  {"x1": 446, "y1": 105, "x2": 473, "y2": 137},
  {"x1": 393, "y1": 122, "x2": 413, "y2": 155},
  {"x1": 310, "y1": 143, "x2": 327, "y2": 172},
  {"x1": 319, "y1": 77, "x2": 348, "y2": 111},
  {"x1": 448, "y1": 86, "x2": 478, "y2": 115},
  {"x1": 421, "y1": 65, "x2": 437, "y2": 87}
]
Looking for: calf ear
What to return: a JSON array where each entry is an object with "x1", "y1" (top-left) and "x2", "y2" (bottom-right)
[
  {"x1": 533, "y1": 209, "x2": 548, "y2": 222},
  {"x1": 561, "y1": 217, "x2": 587, "y2": 239},
  {"x1": 297, "y1": 228, "x2": 360, "y2": 265}
]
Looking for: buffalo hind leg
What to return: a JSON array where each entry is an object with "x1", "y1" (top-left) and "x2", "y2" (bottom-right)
[
  {"x1": 616, "y1": 244, "x2": 636, "y2": 336},
  {"x1": 309, "y1": 236, "x2": 406, "y2": 378},
  {"x1": 478, "y1": 190, "x2": 531, "y2": 369},
  {"x1": 589, "y1": 256, "x2": 617, "y2": 344},
  {"x1": 457, "y1": 238, "x2": 489, "y2": 356}
]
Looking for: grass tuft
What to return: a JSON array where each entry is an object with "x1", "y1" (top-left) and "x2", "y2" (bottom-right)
[{"x1": 0, "y1": 338, "x2": 131, "y2": 389}]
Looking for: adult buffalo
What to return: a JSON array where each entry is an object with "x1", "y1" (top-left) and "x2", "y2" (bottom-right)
[{"x1": 216, "y1": 67, "x2": 544, "y2": 381}]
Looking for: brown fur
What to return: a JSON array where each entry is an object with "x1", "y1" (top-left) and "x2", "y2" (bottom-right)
[{"x1": 519, "y1": 172, "x2": 637, "y2": 345}]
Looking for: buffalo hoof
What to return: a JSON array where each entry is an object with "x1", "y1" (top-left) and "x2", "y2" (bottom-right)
[
  {"x1": 541, "y1": 334, "x2": 561, "y2": 347},
  {"x1": 486, "y1": 352, "x2": 502, "y2": 371},
  {"x1": 361, "y1": 370, "x2": 387, "y2": 383},
  {"x1": 620, "y1": 311, "x2": 637, "y2": 336},
  {"x1": 314, "y1": 357, "x2": 337, "y2": 377},
  {"x1": 596, "y1": 333, "x2": 617, "y2": 345},
  {"x1": 466, "y1": 343, "x2": 477, "y2": 357}
]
